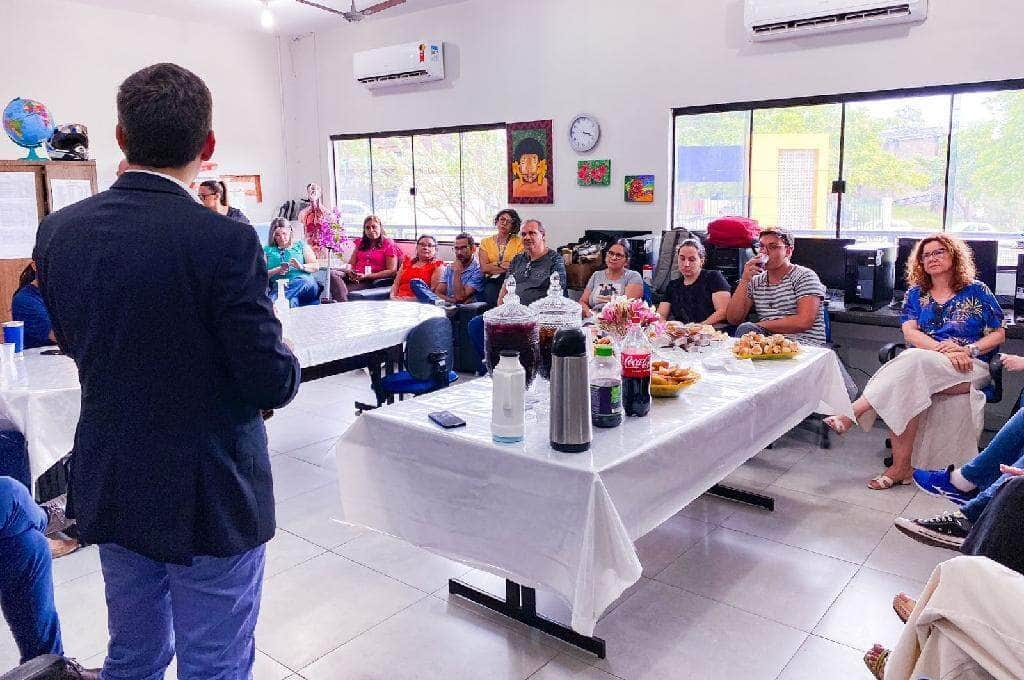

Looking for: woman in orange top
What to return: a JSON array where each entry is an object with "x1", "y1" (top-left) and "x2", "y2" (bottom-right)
[{"x1": 391, "y1": 234, "x2": 444, "y2": 301}]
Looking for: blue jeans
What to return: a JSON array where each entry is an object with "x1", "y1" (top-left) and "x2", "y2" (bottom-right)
[
  {"x1": 98, "y1": 543, "x2": 265, "y2": 680},
  {"x1": 960, "y1": 408, "x2": 1024, "y2": 523},
  {"x1": 468, "y1": 314, "x2": 486, "y2": 373},
  {"x1": 409, "y1": 278, "x2": 441, "y2": 305},
  {"x1": 0, "y1": 476, "x2": 62, "y2": 664},
  {"x1": 268, "y1": 274, "x2": 320, "y2": 308}
]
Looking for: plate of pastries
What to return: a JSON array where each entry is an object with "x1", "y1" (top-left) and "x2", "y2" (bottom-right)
[
  {"x1": 650, "y1": 360, "x2": 700, "y2": 397},
  {"x1": 732, "y1": 332, "x2": 800, "y2": 360}
]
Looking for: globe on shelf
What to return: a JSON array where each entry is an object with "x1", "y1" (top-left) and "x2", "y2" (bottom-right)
[{"x1": 3, "y1": 97, "x2": 55, "y2": 160}]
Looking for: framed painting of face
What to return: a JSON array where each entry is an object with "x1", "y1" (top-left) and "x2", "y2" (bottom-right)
[{"x1": 507, "y1": 119, "x2": 553, "y2": 204}]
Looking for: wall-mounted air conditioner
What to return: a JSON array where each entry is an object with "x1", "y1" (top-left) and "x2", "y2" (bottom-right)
[
  {"x1": 745, "y1": 0, "x2": 928, "y2": 41},
  {"x1": 353, "y1": 40, "x2": 444, "y2": 90}
]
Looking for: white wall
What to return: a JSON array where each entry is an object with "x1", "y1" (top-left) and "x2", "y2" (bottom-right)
[
  {"x1": 294, "y1": 0, "x2": 1024, "y2": 246},
  {"x1": 1, "y1": 0, "x2": 288, "y2": 223}
]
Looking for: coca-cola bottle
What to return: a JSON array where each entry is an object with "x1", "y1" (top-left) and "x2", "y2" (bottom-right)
[{"x1": 620, "y1": 315, "x2": 652, "y2": 417}]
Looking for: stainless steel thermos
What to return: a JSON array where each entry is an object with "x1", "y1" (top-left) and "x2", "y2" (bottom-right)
[{"x1": 549, "y1": 327, "x2": 592, "y2": 453}]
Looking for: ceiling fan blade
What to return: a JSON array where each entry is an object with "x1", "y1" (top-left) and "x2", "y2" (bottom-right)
[
  {"x1": 294, "y1": 0, "x2": 349, "y2": 17},
  {"x1": 359, "y1": 0, "x2": 406, "y2": 15}
]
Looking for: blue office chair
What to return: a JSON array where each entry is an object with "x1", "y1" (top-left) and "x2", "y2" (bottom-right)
[{"x1": 357, "y1": 317, "x2": 459, "y2": 412}]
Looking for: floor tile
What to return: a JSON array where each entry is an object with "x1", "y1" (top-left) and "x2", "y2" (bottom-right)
[
  {"x1": 300, "y1": 596, "x2": 558, "y2": 680},
  {"x1": 773, "y1": 448, "x2": 916, "y2": 515},
  {"x1": 721, "y1": 485, "x2": 896, "y2": 563},
  {"x1": 53, "y1": 571, "x2": 109, "y2": 660},
  {"x1": 265, "y1": 529, "x2": 325, "y2": 578},
  {"x1": 282, "y1": 437, "x2": 337, "y2": 469},
  {"x1": 724, "y1": 439, "x2": 813, "y2": 488},
  {"x1": 864, "y1": 526, "x2": 953, "y2": 583},
  {"x1": 527, "y1": 654, "x2": 624, "y2": 679},
  {"x1": 583, "y1": 580, "x2": 807, "y2": 680},
  {"x1": 51, "y1": 544, "x2": 102, "y2": 586},
  {"x1": 270, "y1": 455, "x2": 336, "y2": 504},
  {"x1": 265, "y1": 408, "x2": 348, "y2": 455},
  {"x1": 776, "y1": 635, "x2": 868, "y2": 680},
  {"x1": 255, "y1": 552, "x2": 425, "y2": 670},
  {"x1": 903, "y1": 489, "x2": 961, "y2": 520},
  {"x1": 274, "y1": 483, "x2": 366, "y2": 550},
  {"x1": 633, "y1": 512, "x2": 713, "y2": 578},
  {"x1": 677, "y1": 493, "x2": 739, "y2": 525},
  {"x1": 333, "y1": 531, "x2": 471, "y2": 592},
  {"x1": 656, "y1": 528, "x2": 858, "y2": 632},
  {"x1": 814, "y1": 566, "x2": 925, "y2": 651},
  {"x1": 163, "y1": 650, "x2": 292, "y2": 680}
]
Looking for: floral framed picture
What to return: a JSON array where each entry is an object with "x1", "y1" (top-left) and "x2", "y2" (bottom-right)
[
  {"x1": 624, "y1": 175, "x2": 654, "y2": 203},
  {"x1": 577, "y1": 159, "x2": 610, "y2": 186}
]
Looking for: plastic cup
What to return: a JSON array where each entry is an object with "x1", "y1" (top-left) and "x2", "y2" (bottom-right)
[{"x1": 3, "y1": 322, "x2": 24, "y2": 355}]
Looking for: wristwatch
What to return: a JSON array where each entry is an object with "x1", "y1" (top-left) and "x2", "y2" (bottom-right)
[{"x1": 967, "y1": 343, "x2": 980, "y2": 358}]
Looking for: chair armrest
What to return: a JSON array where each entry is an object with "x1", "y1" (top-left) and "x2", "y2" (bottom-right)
[
  {"x1": 454, "y1": 302, "x2": 488, "y2": 323},
  {"x1": 989, "y1": 352, "x2": 1004, "y2": 403},
  {"x1": 371, "y1": 278, "x2": 394, "y2": 288},
  {"x1": 878, "y1": 342, "x2": 906, "y2": 365}
]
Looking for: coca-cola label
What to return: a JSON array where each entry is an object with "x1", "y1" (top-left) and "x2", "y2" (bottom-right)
[{"x1": 621, "y1": 351, "x2": 651, "y2": 378}]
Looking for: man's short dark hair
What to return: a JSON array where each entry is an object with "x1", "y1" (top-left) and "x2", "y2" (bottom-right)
[
  {"x1": 758, "y1": 227, "x2": 793, "y2": 247},
  {"x1": 454, "y1": 232, "x2": 475, "y2": 247},
  {"x1": 513, "y1": 137, "x2": 546, "y2": 163},
  {"x1": 117, "y1": 63, "x2": 212, "y2": 168}
]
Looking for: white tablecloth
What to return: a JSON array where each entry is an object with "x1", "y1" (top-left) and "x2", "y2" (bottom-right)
[
  {"x1": 1, "y1": 300, "x2": 442, "y2": 484},
  {"x1": 334, "y1": 344, "x2": 854, "y2": 635}
]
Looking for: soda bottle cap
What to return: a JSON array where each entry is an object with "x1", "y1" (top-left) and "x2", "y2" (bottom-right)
[{"x1": 595, "y1": 345, "x2": 614, "y2": 357}]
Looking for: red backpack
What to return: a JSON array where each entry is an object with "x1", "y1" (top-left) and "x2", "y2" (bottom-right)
[{"x1": 707, "y1": 217, "x2": 760, "y2": 248}]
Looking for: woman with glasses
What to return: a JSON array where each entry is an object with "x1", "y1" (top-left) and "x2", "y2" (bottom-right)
[
  {"x1": 477, "y1": 209, "x2": 523, "y2": 307},
  {"x1": 825, "y1": 234, "x2": 1005, "y2": 490},
  {"x1": 580, "y1": 239, "x2": 644, "y2": 317},
  {"x1": 391, "y1": 234, "x2": 445, "y2": 301},
  {"x1": 657, "y1": 238, "x2": 731, "y2": 325},
  {"x1": 198, "y1": 180, "x2": 250, "y2": 224}
]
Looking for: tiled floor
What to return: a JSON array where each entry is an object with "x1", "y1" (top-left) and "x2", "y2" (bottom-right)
[{"x1": 0, "y1": 370, "x2": 962, "y2": 679}]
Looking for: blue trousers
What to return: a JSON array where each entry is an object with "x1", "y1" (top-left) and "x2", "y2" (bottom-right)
[
  {"x1": 268, "y1": 274, "x2": 320, "y2": 308},
  {"x1": 0, "y1": 476, "x2": 62, "y2": 664},
  {"x1": 409, "y1": 278, "x2": 441, "y2": 305},
  {"x1": 960, "y1": 407, "x2": 1024, "y2": 522},
  {"x1": 98, "y1": 543, "x2": 265, "y2": 680},
  {"x1": 468, "y1": 314, "x2": 486, "y2": 374}
]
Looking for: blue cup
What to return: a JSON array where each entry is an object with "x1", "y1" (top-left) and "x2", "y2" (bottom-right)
[{"x1": 3, "y1": 321, "x2": 24, "y2": 355}]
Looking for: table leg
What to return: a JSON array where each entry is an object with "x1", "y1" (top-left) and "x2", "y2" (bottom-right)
[
  {"x1": 448, "y1": 578, "x2": 607, "y2": 659},
  {"x1": 707, "y1": 484, "x2": 775, "y2": 511}
]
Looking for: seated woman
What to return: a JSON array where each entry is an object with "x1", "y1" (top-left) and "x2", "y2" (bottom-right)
[
  {"x1": 197, "y1": 180, "x2": 250, "y2": 224},
  {"x1": 342, "y1": 215, "x2": 401, "y2": 299},
  {"x1": 825, "y1": 234, "x2": 1005, "y2": 490},
  {"x1": 390, "y1": 234, "x2": 444, "y2": 301},
  {"x1": 264, "y1": 217, "x2": 320, "y2": 308},
  {"x1": 580, "y1": 239, "x2": 644, "y2": 318},
  {"x1": 656, "y1": 238, "x2": 731, "y2": 324},
  {"x1": 477, "y1": 209, "x2": 523, "y2": 307},
  {"x1": 11, "y1": 263, "x2": 56, "y2": 348}
]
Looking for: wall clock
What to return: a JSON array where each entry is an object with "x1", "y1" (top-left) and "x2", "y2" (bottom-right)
[{"x1": 569, "y1": 114, "x2": 600, "y2": 153}]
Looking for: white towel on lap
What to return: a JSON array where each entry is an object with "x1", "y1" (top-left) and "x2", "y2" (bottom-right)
[{"x1": 859, "y1": 348, "x2": 989, "y2": 468}]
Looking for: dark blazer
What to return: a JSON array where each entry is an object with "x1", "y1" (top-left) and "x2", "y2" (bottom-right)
[{"x1": 34, "y1": 171, "x2": 300, "y2": 565}]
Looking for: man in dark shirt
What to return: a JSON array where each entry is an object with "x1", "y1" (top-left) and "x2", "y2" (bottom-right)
[
  {"x1": 497, "y1": 219, "x2": 567, "y2": 305},
  {"x1": 34, "y1": 63, "x2": 299, "y2": 679}
]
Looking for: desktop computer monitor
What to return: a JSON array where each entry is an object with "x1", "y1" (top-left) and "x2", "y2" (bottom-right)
[
  {"x1": 964, "y1": 239, "x2": 998, "y2": 293},
  {"x1": 791, "y1": 237, "x2": 855, "y2": 290}
]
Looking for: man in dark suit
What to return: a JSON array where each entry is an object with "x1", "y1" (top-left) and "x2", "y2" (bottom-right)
[{"x1": 34, "y1": 63, "x2": 299, "y2": 679}]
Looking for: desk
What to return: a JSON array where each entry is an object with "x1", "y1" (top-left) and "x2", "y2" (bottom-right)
[
  {"x1": 831, "y1": 305, "x2": 1024, "y2": 339},
  {"x1": 0, "y1": 301, "x2": 443, "y2": 485},
  {"x1": 333, "y1": 343, "x2": 853, "y2": 653}
]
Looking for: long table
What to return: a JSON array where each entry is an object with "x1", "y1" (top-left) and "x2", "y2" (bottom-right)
[
  {"x1": 333, "y1": 343, "x2": 854, "y2": 655},
  {"x1": 0, "y1": 301, "x2": 443, "y2": 485}
]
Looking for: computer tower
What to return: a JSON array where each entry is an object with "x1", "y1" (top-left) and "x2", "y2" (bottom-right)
[
  {"x1": 844, "y1": 245, "x2": 895, "y2": 311},
  {"x1": 1015, "y1": 254, "x2": 1024, "y2": 323},
  {"x1": 706, "y1": 244, "x2": 756, "y2": 289}
]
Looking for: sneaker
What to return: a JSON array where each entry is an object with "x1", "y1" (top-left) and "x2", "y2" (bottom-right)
[
  {"x1": 40, "y1": 494, "x2": 75, "y2": 537},
  {"x1": 894, "y1": 511, "x2": 971, "y2": 550},
  {"x1": 912, "y1": 466, "x2": 978, "y2": 507},
  {"x1": 58, "y1": 657, "x2": 101, "y2": 680}
]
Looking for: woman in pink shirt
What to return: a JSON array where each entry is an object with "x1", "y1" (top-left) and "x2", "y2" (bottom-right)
[{"x1": 343, "y1": 215, "x2": 401, "y2": 295}]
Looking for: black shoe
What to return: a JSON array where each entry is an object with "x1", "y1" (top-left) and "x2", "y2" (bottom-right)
[
  {"x1": 894, "y1": 511, "x2": 971, "y2": 550},
  {"x1": 40, "y1": 495, "x2": 74, "y2": 537},
  {"x1": 56, "y1": 658, "x2": 100, "y2": 680},
  {"x1": 0, "y1": 655, "x2": 98, "y2": 680}
]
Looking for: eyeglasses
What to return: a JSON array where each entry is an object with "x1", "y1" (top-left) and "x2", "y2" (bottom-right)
[
  {"x1": 419, "y1": 242, "x2": 437, "y2": 248},
  {"x1": 922, "y1": 247, "x2": 949, "y2": 261},
  {"x1": 198, "y1": 193, "x2": 217, "y2": 200},
  {"x1": 606, "y1": 251, "x2": 626, "y2": 260},
  {"x1": 454, "y1": 245, "x2": 471, "y2": 252},
  {"x1": 755, "y1": 242, "x2": 788, "y2": 252}
]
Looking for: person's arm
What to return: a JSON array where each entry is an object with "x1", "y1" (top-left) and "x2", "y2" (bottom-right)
[
  {"x1": 478, "y1": 244, "x2": 503, "y2": 276},
  {"x1": 624, "y1": 282, "x2": 644, "y2": 300},
  {"x1": 580, "y1": 285, "x2": 594, "y2": 318},
  {"x1": 900, "y1": 320, "x2": 941, "y2": 350},
  {"x1": 701, "y1": 290, "x2": 732, "y2": 326},
  {"x1": 726, "y1": 260, "x2": 761, "y2": 325},
  {"x1": 497, "y1": 280, "x2": 508, "y2": 306},
  {"x1": 973, "y1": 327, "x2": 1006, "y2": 356},
  {"x1": 758, "y1": 295, "x2": 820, "y2": 334},
  {"x1": 389, "y1": 261, "x2": 404, "y2": 299},
  {"x1": 365, "y1": 253, "x2": 399, "y2": 281},
  {"x1": 295, "y1": 243, "x2": 318, "y2": 273},
  {"x1": 657, "y1": 301, "x2": 672, "y2": 321},
  {"x1": 210, "y1": 229, "x2": 300, "y2": 410}
]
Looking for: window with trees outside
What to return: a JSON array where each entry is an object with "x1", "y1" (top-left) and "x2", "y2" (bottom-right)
[
  {"x1": 331, "y1": 124, "x2": 507, "y2": 242},
  {"x1": 673, "y1": 81, "x2": 1024, "y2": 268}
]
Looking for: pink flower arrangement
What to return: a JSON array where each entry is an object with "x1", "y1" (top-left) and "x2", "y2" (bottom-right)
[
  {"x1": 596, "y1": 296, "x2": 666, "y2": 340},
  {"x1": 309, "y1": 207, "x2": 352, "y2": 252}
]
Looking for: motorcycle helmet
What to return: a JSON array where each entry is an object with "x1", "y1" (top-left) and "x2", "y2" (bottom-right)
[{"x1": 46, "y1": 123, "x2": 89, "y2": 160}]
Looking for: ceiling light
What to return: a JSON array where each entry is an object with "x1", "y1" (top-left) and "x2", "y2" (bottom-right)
[{"x1": 260, "y1": 1, "x2": 275, "y2": 30}]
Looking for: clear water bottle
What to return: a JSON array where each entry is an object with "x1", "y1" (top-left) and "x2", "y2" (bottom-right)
[{"x1": 590, "y1": 345, "x2": 622, "y2": 428}]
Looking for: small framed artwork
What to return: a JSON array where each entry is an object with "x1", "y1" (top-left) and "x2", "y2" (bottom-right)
[
  {"x1": 624, "y1": 175, "x2": 654, "y2": 203},
  {"x1": 508, "y1": 120, "x2": 554, "y2": 204},
  {"x1": 577, "y1": 159, "x2": 610, "y2": 186}
]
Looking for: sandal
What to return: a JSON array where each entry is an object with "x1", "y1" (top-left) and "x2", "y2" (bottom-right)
[
  {"x1": 823, "y1": 415, "x2": 854, "y2": 435},
  {"x1": 863, "y1": 644, "x2": 889, "y2": 680},
  {"x1": 47, "y1": 537, "x2": 82, "y2": 559},
  {"x1": 892, "y1": 592, "x2": 916, "y2": 624},
  {"x1": 868, "y1": 474, "x2": 911, "y2": 490}
]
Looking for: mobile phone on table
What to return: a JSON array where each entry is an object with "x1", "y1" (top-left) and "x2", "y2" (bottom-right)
[{"x1": 428, "y1": 410, "x2": 466, "y2": 429}]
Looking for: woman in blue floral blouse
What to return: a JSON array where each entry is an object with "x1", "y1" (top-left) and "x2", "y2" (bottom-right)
[{"x1": 825, "y1": 234, "x2": 1005, "y2": 489}]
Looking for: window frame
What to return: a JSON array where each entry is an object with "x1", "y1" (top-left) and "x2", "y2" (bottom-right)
[
  {"x1": 330, "y1": 122, "x2": 506, "y2": 243},
  {"x1": 671, "y1": 78, "x2": 1024, "y2": 270}
]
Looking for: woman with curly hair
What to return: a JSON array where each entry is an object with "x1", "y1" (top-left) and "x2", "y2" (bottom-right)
[
  {"x1": 477, "y1": 209, "x2": 523, "y2": 307},
  {"x1": 824, "y1": 234, "x2": 1005, "y2": 489}
]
